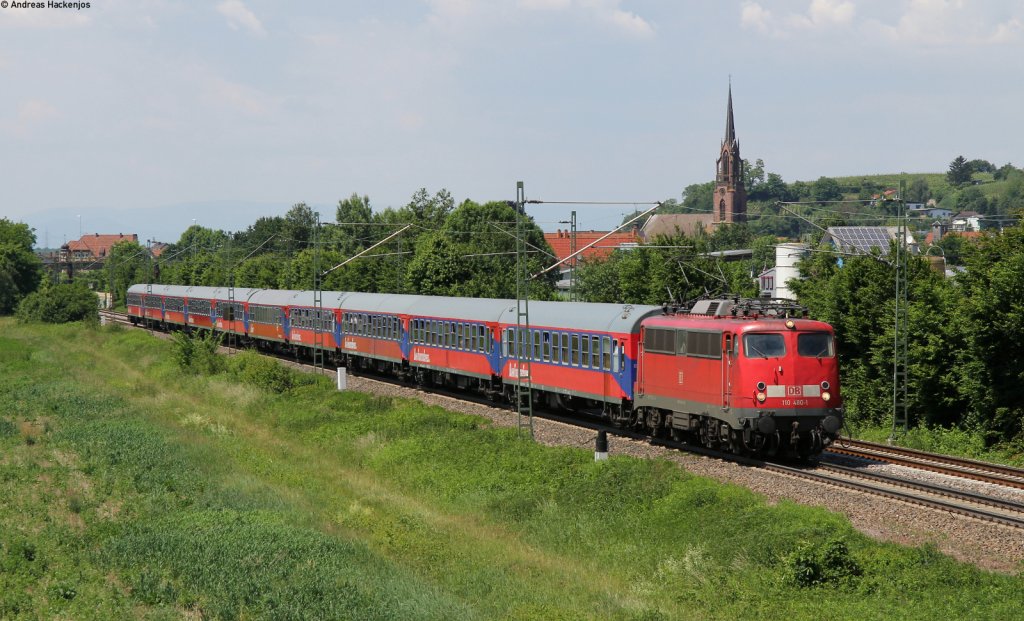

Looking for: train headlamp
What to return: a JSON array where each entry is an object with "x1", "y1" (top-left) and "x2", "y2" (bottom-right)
[
  {"x1": 785, "y1": 320, "x2": 795, "y2": 329},
  {"x1": 756, "y1": 392, "x2": 767, "y2": 403},
  {"x1": 756, "y1": 381, "x2": 766, "y2": 392},
  {"x1": 821, "y1": 380, "x2": 830, "y2": 390},
  {"x1": 822, "y1": 391, "x2": 832, "y2": 403}
]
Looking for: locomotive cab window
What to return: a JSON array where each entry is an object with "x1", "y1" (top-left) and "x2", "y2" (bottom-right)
[
  {"x1": 743, "y1": 333, "x2": 785, "y2": 358},
  {"x1": 797, "y1": 332, "x2": 835, "y2": 358}
]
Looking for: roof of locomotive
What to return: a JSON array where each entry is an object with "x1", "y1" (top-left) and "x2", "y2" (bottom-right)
[{"x1": 642, "y1": 313, "x2": 834, "y2": 333}]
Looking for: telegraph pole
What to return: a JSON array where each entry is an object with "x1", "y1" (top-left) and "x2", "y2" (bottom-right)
[
  {"x1": 313, "y1": 212, "x2": 325, "y2": 374},
  {"x1": 891, "y1": 178, "x2": 909, "y2": 440},
  {"x1": 514, "y1": 181, "x2": 534, "y2": 439}
]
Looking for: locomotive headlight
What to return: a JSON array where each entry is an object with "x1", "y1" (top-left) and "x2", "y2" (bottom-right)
[
  {"x1": 785, "y1": 320, "x2": 795, "y2": 329},
  {"x1": 756, "y1": 392, "x2": 767, "y2": 403},
  {"x1": 756, "y1": 381, "x2": 766, "y2": 392},
  {"x1": 822, "y1": 391, "x2": 832, "y2": 402},
  {"x1": 821, "y1": 380, "x2": 830, "y2": 390}
]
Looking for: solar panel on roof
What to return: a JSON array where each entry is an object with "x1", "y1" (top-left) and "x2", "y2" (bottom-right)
[{"x1": 828, "y1": 226, "x2": 895, "y2": 254}]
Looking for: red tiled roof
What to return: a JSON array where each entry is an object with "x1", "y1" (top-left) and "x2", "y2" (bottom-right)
[
  {"x1": 65, "y1": 233, "x2": 138, "y2": 258},
  {"x1": 544, "y1": 230, "x2": 640, "y2": 262}
]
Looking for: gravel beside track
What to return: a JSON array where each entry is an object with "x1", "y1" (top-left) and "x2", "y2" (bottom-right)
[{"x1": 337, "y1": 370, "x2": 1024, "y2": 573}]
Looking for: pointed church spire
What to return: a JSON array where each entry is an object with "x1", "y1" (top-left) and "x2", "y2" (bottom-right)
[{"x1": 724, "y1": 82, "x2": 736, "y2": 145}]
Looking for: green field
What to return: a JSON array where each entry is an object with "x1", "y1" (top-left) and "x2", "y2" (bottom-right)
[{"x1": 2, "y1": 319, "x2": 1023, "y2": 620}]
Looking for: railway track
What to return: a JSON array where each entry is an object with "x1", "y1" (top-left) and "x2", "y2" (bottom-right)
[
  {"x1": 108, "y1": 310, "x2": 1024, "y2": 530},
  {"x1": 99, "y1": 309, "x2": 135, "y2": 327},
  {"x1": 827, "y1": 438, "x2": 1024, "y2": 490}
]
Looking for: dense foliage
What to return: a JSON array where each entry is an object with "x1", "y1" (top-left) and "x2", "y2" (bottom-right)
[
  {"x1": 791, "y1": 223, "x2": 1024, "y2": 447},
  {"x1": 15, "y1": 281, "x2": 98, "y2": 324},
  {"x1": 0, "y1": 218, "x2": 43, "y2": 314},
  {"x1": 107, "y1": 189, "x2": 558, "y2": 306}
]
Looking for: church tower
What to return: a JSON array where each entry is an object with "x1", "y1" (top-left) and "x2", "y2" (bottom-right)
[{"x1": 714, "y1": 85, "x2": 746, "y2": 224}]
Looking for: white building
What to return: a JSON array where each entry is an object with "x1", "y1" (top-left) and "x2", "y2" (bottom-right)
[{"x1": 758, "y1": 243, "x2": 808, "y2": 300}]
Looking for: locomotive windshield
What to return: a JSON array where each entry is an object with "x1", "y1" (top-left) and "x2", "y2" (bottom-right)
[
  {"x1": 743, "y1": 333, "x2": 785, "y2": 358},
  {"x1": 797, "y1": 332, "x2": 835, "y2": 358}
]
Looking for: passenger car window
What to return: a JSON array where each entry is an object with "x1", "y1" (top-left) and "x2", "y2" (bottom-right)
[
  {"x1": 797, "y1": 332, "x2": 835, "y2": 358},
  {"x1": 743, "y1": 333, "x2": 785, "y2": 358}
]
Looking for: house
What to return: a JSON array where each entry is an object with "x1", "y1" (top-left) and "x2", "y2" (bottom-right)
[
  {"x1": 543, "y1": 229, "x2": 640, "y2": 293},
  {"x1": 908, "y1": 205, "x2": 952, "y2": 219},
  {"x1": 951, "y1": 212, "x2": 981, "y2": 233},
  {"x1": 821, "y1": 226, "x2": 917, "y2": 255},
  {"x1": 59, "y1": 233, "x2": 138, "y2": 262}
]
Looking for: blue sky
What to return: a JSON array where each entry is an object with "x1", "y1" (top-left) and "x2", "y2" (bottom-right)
[{"x1": 2, "y1": 0, "x2": 1022, "y2": 247}]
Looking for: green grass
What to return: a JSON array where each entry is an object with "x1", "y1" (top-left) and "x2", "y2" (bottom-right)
[{"x1": 2, "y1": 319, "x2": 1024, "y2": 619}]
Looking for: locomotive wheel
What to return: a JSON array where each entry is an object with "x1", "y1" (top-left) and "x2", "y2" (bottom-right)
[
  {"x1": 698, "y1": 418, "x2": 713, "y2": 448},
  {"x1": 645, "y1": 409, "x2": 663, "y2": 438}
]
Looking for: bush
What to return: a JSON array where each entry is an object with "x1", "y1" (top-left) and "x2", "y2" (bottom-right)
[
  {"x1": 171, "y1": 330, "x2": 223, "y2": 375},
  {"x1": 783, "y1": 538, "x2": 861, "y2": 588},
  {"x1": 15, "y1": 282, "x2": 98, "y2": 324},
  {"x1": 229, "y1": 351, "x2": 295, "y2": 393}
]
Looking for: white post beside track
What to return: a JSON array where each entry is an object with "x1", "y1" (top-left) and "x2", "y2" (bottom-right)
[
  {"x1": 595, "y1": 430, "x2": 608, "y2": 461},
  {"x1": 336, "y1": 367, "x2": 347, "y2": 391}
]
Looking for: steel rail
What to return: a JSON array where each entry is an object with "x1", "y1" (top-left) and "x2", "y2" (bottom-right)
[{"x1": 828, "y1": 439, "x2": 1024, "y2": 490}]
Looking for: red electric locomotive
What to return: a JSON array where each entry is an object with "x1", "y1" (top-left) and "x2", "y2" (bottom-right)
[{"x1": 634, "y1": 298, "x2": 843, "y2": 458}]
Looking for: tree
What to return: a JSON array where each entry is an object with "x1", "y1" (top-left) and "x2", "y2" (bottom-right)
[
  {"x1": 743, "y1": 158, "x2": 765, "y2": 193},
  {"x1": 16, "y1": 280, "x2": 98, "y2": 323},
  {"x1": 967, "y1": 159, "x2": 995, "y2": 174},
  {"x1": 994, "y1": 163, "x2": 1018, "y2": 181},
  {"x1": 333, "y1": 193, "x2": 375, "y2": 256},
  {"x1": 405, "y1": 200, "x2": 556, "y2": 299},
  {"x1": 0, "y1": 218, "x2": 43, "y2": 314},
  {"x1": 956, "y1": 187, "x2": 991, "y2": 215},
  {"x1": 282, "y1": 203, "x2": 319, "y2": 253},
  {"x1": 946, "y1": 156, "x2": 973, "y2": 187},
  {"x1": 905, "y1": 177, "x2": 931, "y2": 203},
  {"x1": 950, "y1": 225, "x2": 1024, "y2": 441},
  {"x1": 679, "y1": 182, "x2": 715, "y2": 214},
  {"x1": 791, "y1": 248, "x2": 960, "y2": 428},
  {"x1": 812, "y1": 177, "x2": 843, "y2": 202},
  {"x1": 105, "y1": 240, "x2": 151, "y2": 306}
]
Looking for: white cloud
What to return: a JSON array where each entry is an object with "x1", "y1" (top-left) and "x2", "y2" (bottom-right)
[
  {"x1": 740, "y1": 2, "x2": 772, "y2": 32},
  {"x1": 601, "y1": 8, "x2": 655, "y2": 38},
  {"x1": 424, "y1": 0, "x2": 654, "y2": 38},
  {"x1": 216, "y1": 0, "x2": 265, "y2": 36},
  {"x1": 517, "y1": 0, "x2": 572, "y2": 10},
  {"x1": 875, "y1": 0, "x2": 1024, "y2": 45},
  {"x1": 741, "y1": 0, "x2": 854, "y2": 37}
]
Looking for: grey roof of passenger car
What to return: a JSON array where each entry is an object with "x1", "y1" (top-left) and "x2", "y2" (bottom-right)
[{"x1": 130, "y1": 285, "x2": 663, "y2": 333}]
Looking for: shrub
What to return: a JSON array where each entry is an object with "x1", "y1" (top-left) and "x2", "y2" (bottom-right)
[
  {"x1": 783, "y1": 538, "x2": 861, "y2": 588},
  {"x1": 15, "y1": 281, "x2": 98, "y2": 324},
  {"x1": 229, "y1": 351, "x2": 294, "y2": 393},
  {"x1": 171, "y1": 330, "x2": 223, "y2": 375}
]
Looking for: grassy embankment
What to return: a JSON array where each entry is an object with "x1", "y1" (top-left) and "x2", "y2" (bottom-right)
[
  {"x1": 833, "y1": 172, "x2": 1008, "y2": 202},
  {"x1": 2, "y1": 319, "x2": 1023, "y2": 619}
]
